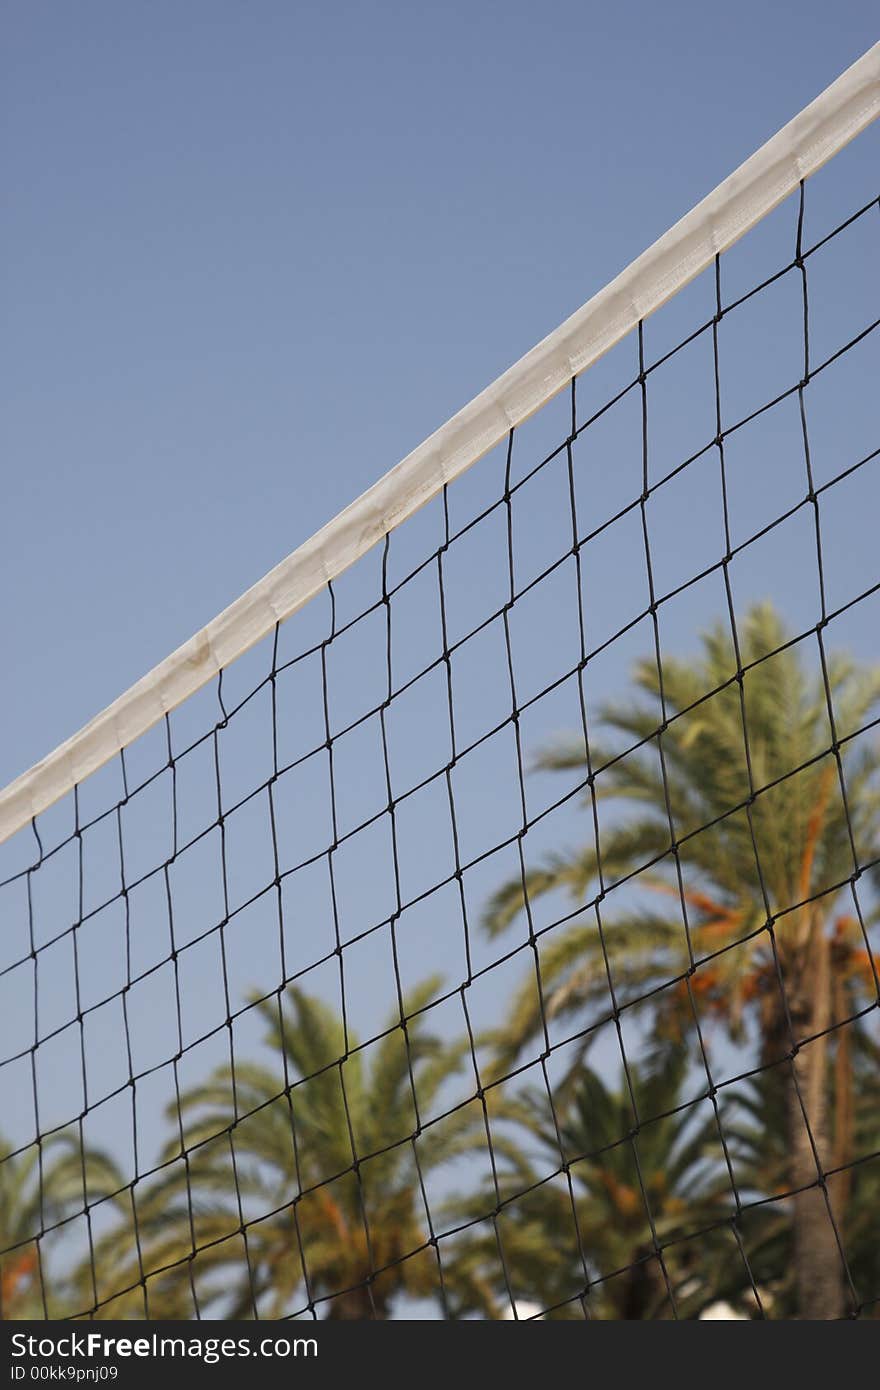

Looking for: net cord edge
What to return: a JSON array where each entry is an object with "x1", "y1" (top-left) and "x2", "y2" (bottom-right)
[{"x1": 1, "y1": 41, "x2": 878, "y2": 846}]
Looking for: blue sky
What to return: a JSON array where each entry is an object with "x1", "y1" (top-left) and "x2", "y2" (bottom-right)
[
  {"x1": 2, "y1": 2, "x2": 877, "y2": 784},
  {"x1": 1, "y1": 4, "x2": 878, "y2": 1317}
]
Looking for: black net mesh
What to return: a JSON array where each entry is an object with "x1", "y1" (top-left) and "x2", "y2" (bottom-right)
[{"x1": 1, "y1": 135, "x2": 878, "y2": 1322}]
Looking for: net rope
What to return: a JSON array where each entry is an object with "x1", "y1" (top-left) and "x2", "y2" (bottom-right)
[{"x1": 1, "y1": 100, "x2": 878, "y2": 1324}]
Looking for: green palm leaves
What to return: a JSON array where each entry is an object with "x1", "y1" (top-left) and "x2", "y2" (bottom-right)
[
  {"x1": 3, "y1": 604, "x2": 876, "y2": 1319},
  {"x1": 484, "y1": 604, "x2": 879, "y2": 1057},
  {"x1": 82, "y1": 978, "x2": 479, "y2": 1319},
  {"x1": 480, "y1": 602, "x2": 880, "y2": 1317},
  {"x1": 447, "y1": 1045, "x2": 735, "y2": 1319},
  {"x1": 0, "y1": 1133, "x2": 123, "y2": 1319}
]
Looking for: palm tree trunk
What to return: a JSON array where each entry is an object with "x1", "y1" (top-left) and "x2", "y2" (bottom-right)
[
  {"x1": 326, "y1": 1284, "x2": 384, "y2": 1319},
  {"x1": 620, "y1": 1243, "x2": 668, "y2": 1319},
  {"x1": 784, "y1": 929, "x2": 846, "y2": 1320},
  {"x1": 787, "y1": 1052, "x2": 844, "y2": 1316},
  {"x1": 830, "y1": 967, "x2": 854, "y2": 1215}
]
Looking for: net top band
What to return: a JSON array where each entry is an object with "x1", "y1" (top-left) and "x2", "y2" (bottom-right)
[{"x1": 1, "y1": 41, "x2": 878, "y2": 847}]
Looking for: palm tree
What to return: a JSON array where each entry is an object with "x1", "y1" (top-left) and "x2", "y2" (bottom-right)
[
  {"x1": 84, "y1": 977, "x2": 479, "y2": 1318},
  {"x1": 71, "y1": 1163, "x2": 265, "y2": 1319},
  {"x1": 722, "y1": 1026, "x2": 880, "y2": 1317},
  {"x1": 483, "y1": 603, "x2": 880, "y2": 1318},
  {"x1": 840, "y1": 1033, "x2": 880, "y2": 1313},
  {"x1": 0, "y1": 1132, "x2": 122, "y2": 1319},
  {"x1": 447, "y1": 1046, "x2": 735, "y2": 1318}
]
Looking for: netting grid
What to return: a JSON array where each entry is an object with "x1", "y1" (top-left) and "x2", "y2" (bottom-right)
[{"x1": 1, "y1": 111, "x2": 878, "y2": 1324}]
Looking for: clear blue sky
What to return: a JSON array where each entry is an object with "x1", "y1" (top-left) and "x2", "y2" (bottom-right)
[{"x1": 2, "y1": 1, "x2": 877, "y2": 786}]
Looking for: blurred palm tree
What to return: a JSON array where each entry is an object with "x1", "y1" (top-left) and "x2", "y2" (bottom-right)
[
  {"x1": 447, "y1": 1046, "x2": 736, "y2": 1318},
  {"x1": 720, "y1": 1025, "x2": 880, "y2": 1317},
  {"x1": 0, "y1": 1133, "x2": 122, "y2": 1319},
  {"x1": 483, "y1": 603, "x2": 880, "y2": 1318},
  {"x1": 841, "y1": 1033, "x2": 880, "y2": 1312},
  {"x1": 84, "y1": 978, "x2": 480, "y2": 1318}
]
